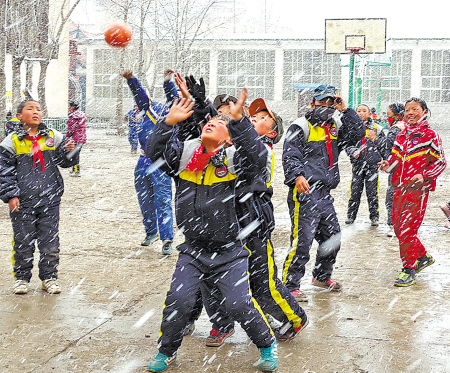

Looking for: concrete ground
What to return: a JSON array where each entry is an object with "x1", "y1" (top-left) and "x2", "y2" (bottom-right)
[{"x1": 1, "y1": 128, "x2": 450, "y2": 373}]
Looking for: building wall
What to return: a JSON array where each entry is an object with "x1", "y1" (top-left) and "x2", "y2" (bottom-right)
[
  {"x1": 83, "y1": 37, "x2": 450, "y2": 126},
  {"x1": 3, "y1": 0, "x2": 69, "y2": 117}
]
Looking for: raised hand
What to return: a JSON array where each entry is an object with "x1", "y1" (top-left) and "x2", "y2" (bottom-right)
[
  {"x1": 185, "y1": 75, "x2": 206, "y2": 105},
  {"x1": 165, "y1": 98, "x2": 195, "y2": 125},
  {"x1": 121, "y1": 70, "x2": 133, "y2": 80},
  {"x1": 228, "y1": 88, "x2": 248, "y2": 121},
  {"x1": 175, "y1": 73, "x2": 190, "y2": 100},
  {"x1": 164, "y1": 69, "x2": 175, "y2": 83}
]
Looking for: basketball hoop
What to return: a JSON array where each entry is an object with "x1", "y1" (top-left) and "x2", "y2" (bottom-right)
[{"x1": 347, "y1": 47, "x2": 365, "y2": 55}]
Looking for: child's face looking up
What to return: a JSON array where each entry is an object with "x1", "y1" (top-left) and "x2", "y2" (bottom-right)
[
  {"x1": 201, "y1": 116, "x2": 230, "y2": 145},
  {"x1": 17, "y1": 101, "x2": 42, "y2": 127},
  {"x1": 251, "y1": 110, "x2": 276, "y2": 138},
  {"x1": 217, "y1": 105, "x2": 231, "y2": 116}
]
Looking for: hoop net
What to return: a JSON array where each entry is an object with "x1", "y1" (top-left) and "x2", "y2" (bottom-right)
[{"x1": 346, "y1": 47, "x2": 365, "y2": 54}]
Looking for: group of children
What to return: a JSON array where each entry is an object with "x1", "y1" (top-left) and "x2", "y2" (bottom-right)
[{"x1": 0, "y1": 70, "x2": 446, "y2": 371}]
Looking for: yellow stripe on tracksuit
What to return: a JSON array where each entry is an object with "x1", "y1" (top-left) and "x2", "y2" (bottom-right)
[
  {"x1": 266, "y1": 151, "x2": 275, "y2": 188},
  {"x1": 146, "y1": 110, "x2": 157, "y2": 124},
  {"x1": 11, "y1": 236, "x2": 17, "y2": 280},
  {"x1": 282, "y1": 186, "x2": 300, "y2": 285},
  {"x1": 266, "y1": 239, "x2": 303, "y2": 328}
]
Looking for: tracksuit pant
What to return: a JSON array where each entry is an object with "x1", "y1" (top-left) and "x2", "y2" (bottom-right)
[
  {"x1": 347, "y1": 164, "x2": 379, "y2": 221},
  {"x1": 283, "y1": 187, "x2": 341, "y2": 291},
  {"x1": 72, "y1": 143, "x2": 84, "y2": 174},
  {"x1": 10, "y1": 204, "x2": 60, "y2": 281},
  {"x1": 158, "y1": 240, "x2": 274, "y2": 357},
  {"x1": 385, "y1": 174, "x2": 395, "y2": 226},
  {"x1": 134, "y1": 155, "x2": 174, "y2": 240},
  {"x1": 197, "y1": 234, "x2": 308, "y2": 332},
  {"x1": 128, "y1": 127, "x2": 139, "y2": 151},
  {"x1": 393, "y1": 188, "x2": 429, "y2": 269}
]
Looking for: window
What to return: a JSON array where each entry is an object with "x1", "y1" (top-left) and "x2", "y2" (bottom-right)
[
  {"x1": 152, "y1": 50, "x2": 210, "y2": 102},
  {"x1": 93, "y1": 49, "x2": 132, "y2": 99},
  {"x1": 217, "y1": 50, "x2": 275, "y2": 100},
  {"x1": 421, "y1": 50, "x2": 450, "y2": 103},
  {"x1": 360, "y1": 50, "x2": 412, "y2": 105},
  {"x1": 283, "y1": 50, "x2": 341, "y2": 101}
]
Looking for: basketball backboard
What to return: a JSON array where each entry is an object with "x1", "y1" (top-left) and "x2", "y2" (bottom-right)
[{"x1": 325, "y1": 18, "x2": 387, "y2": 54}]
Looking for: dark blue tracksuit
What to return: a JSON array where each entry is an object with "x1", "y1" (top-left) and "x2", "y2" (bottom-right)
[
  {"x1": 282, "y1": 109, "x2": 364, "y2": 291},
  {"x1": 0, "y1": 125, "x2": 78, "y2": 281},
  {"x1": 201, "y1": 117, "x2": 308, "y2": 334},
  {"x1": 146, "y1": 119, "x2": 274, "y2": 357},
  {"x1": 126, "y1": 77, "x2": 177, "y2": 240},
  {"x1": 345, "y1": 119, "x2": 387, "y2": 221}
]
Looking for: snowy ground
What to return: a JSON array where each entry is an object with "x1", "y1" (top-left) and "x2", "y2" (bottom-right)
[{"x1": 1, "y1": 127, "x2": 450, "y2": 373}]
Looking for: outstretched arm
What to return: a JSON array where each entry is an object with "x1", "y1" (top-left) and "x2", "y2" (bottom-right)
[
  {"x1": 122, "y1": 70, "x2": 151, "y2": 112},
  {"x1": 145, "y1": 99, "x2": 194, "y2": 174}
]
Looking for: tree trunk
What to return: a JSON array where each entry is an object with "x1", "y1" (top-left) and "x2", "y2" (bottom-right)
[
  {"x1": 12, "y1": 55, "x2": 24, "y2": 110},
  {"x1": 115, "y1": 47, "x2": 126, "y2": 135},
  {"x1": 38, "y1": 59, "x2": 50, "y2": 118},
  {"x1": 25, "y1": 59, "x2": 34, "y2": 99}
]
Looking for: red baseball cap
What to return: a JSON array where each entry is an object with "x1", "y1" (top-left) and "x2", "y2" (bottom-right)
[{"x1": 249, "y1": 98, "x2": 277, "y2": 122}]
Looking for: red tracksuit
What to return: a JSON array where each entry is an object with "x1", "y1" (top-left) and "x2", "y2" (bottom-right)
[{"x1": 389, "y1": 121, "x2": 446, "y2": 268}]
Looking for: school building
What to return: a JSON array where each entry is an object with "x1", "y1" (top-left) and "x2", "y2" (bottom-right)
[{"x1": 74, "y1": 35, "x2": 450, "y2": 126}]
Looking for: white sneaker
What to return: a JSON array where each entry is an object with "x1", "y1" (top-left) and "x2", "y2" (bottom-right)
[
  {"x1": 12, "y1": 280, "x2": 29, "y2": 294},
  {"x1": 42, "y1": 279, "x2": 61, "y2": 294}
]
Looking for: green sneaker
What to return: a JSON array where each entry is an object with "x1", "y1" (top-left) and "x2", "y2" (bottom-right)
[
  {"x1": 148, "y1": 352, "x2": 177, "y2": 372},
  {"x1": 259, "y1": 340, "x2": 278, "y2": 372},
  {"x1": 415, "y1": 253, "x2": 435, "y2": 273},
  {"x1": 394, "y1": 268, "x2": 416, "y2": 287}
]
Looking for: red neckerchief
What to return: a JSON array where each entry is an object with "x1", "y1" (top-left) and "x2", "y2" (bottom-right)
[
  {"x1": 319, "y1": 123, "x2": 333, "y2": 169},
  {"x1": 26, "y1": 135, "x2": 45, "y2": 172},
  {"x1": 185, "y1": 145, "x2": 220, "y2": 171}
]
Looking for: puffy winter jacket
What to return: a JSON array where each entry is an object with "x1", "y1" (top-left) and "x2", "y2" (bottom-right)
[
  {"x1": 0, "y1": 124, "x2": 78, "y2": 208},
  {"x1": 389, "y1": 121, "x2": 446, "y2": 191},
  {"x1": 66, "y1": 109, "x2": 87, "y2": 144},
  {"x1": 147, "y1": 120, "x2": 240, "y2": 245},
  {"x1": 283, "y1": 108, "x2": 365, "y2": 191},
  {"x1": 346, "y1": 118, "x2": 387, "y2": 166}
]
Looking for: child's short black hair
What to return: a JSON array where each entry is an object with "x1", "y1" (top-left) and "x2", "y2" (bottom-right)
[
  {"x1": 405, "y1": 97, "x2": 428, "y2": 112},
  {"x1": 68, "y1": 100, "x2": 80, "y2": 110},
  {"x1": 17, "y1": 100, "x2": 40, "y2": 114},
  {"x1": 356, "y1": 104, "x2": 370, "y2": 111},
  {"x1": 388, "y1": 102, "x2": 405, "y2": 117}
]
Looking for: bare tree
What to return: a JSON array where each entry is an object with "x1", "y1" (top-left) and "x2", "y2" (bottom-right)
[
  {"x1": 36, "y1": 0, "x2": 82, "y2": 117},
  {"x1": 105, "y1": 0, "x2": 137, "y2": 135}
]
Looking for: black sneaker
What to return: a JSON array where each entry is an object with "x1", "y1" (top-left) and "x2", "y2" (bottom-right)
[
  {"x1": 274, "y1": 318, "x2": 309, "y2": 342},
  {"x1": 345, "y1": 218, "x2": 354, "y2": 225},
  {"x1": 371, "y1": 218, "x2": 379, "y2": 227},
  {"x1": 415, "y1": 253, "x2": 435, "y2": 273},
  {"x1": 394, "y1": 268, "x2": 416, "y2": 287}
]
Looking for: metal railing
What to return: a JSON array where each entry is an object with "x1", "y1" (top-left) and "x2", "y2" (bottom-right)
[{"x1": 1, "y1": 118, "x2": 68, "y2": 138}]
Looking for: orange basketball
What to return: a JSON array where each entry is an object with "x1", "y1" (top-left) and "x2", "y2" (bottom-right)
[{"x1": 104, "y1": 21, "x2": 132, "y2": 48}]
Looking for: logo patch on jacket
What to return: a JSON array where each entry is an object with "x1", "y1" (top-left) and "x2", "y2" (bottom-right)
[
  {"x1": 411, "y1": 136, "x2": 421, "y2": 145},
  {"x1": 215, "y1": 166, "x2": 228, "y2": 178},
  {"x1": 329, "y1": 126, "x2": 338, "y2": 137},
  {"x1": 45, "y1": 137, "x2": 55, "y2": 147}
]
